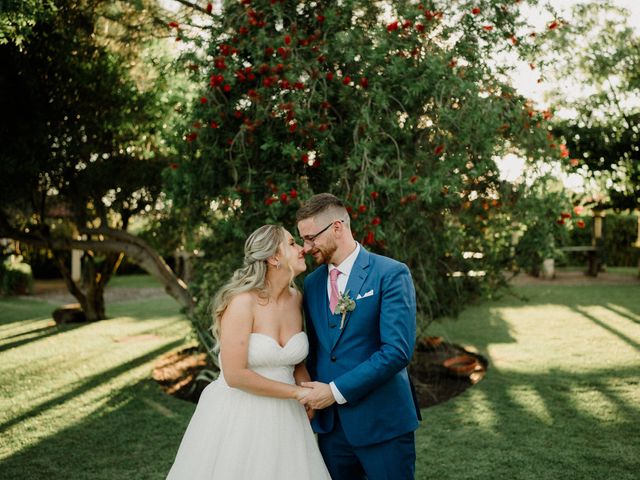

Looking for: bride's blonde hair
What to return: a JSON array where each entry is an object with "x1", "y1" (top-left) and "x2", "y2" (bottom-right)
[{"x1": 211, "y1": 224, "x2": 292, "y2": 340}]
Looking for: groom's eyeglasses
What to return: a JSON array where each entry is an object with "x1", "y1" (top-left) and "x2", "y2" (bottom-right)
[{"x1": 301, "y1": 219, "x2": 344, "y2": 245}]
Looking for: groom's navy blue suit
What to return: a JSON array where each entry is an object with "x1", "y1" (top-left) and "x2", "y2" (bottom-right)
[{"x1": 303, "y1": 245, "x2": 421, "y2": 479}]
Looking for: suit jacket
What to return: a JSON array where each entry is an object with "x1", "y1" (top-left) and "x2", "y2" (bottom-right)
[{"x1": 302, "y1": 245, "x2": 421, "y2": 447}]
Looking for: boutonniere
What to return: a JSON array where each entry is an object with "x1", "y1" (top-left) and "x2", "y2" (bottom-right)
[{"x1": 336, "y1": 290, "x2": 356, "y2": 329}]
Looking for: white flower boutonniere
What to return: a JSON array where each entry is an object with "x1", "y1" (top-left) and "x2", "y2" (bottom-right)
[{"x1": 336, "y1": 290, "x2": 356, "y2": 330}]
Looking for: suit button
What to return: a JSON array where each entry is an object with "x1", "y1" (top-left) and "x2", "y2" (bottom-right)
[{"x1": 331, "y1": 356, "x2": 337, "y2": 362}]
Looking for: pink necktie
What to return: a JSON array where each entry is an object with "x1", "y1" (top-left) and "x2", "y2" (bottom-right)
[{"x1": 329, "y1": 268, "x2": 341, "y2": 314}]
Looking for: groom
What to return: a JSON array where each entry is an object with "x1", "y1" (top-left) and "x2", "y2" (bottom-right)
[{"x1": 296, "y1": 193, "x2": 421, "y2": 480}]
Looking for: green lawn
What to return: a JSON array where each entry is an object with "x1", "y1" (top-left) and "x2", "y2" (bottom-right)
[
  {"x1": 419, "y1": 284, "x2": 640, "y2": 479},
  {"x1": 1, "y1": 280, "x2": 639, "y2": 479}
]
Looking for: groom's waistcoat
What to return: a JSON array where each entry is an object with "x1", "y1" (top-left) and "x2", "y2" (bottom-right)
[{"x1": 302, "y1": 247, "x2": 421, "y2": 447}]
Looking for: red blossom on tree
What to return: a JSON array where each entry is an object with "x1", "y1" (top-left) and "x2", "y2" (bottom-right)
[{"x1": 472, "y1": 7, "x2": 481, "y2": 15}]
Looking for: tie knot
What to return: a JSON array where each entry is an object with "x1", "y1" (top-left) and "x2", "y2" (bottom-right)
[{"x1": 330, "y1": 268, "x2": 341, "y2": 281}]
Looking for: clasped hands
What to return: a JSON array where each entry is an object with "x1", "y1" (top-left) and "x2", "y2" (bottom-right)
[{"x1": 295, "y1": 381, "x2": 336, "y2": 411}]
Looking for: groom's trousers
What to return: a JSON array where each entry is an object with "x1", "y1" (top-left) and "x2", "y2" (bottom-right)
[{"x1": 317, "y1": 413, "x2": 416, "y2": 480}]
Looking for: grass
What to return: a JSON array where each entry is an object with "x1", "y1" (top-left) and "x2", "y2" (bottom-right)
[
  {"x1": 0, "y1": 294, "x2": 195, "y2": 479},
  {"x1": 418, "y1": 283, "x2": 640, "y2": 479},
  {"x1": 1, "y1": 277, "x2": 638, "y2": 479}
]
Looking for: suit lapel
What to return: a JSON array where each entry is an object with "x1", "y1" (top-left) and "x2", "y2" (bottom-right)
[{"x1": 331, "y1": 247, "x2": 371, "y2": 350}]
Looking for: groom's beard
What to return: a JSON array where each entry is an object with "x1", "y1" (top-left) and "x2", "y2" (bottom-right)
[{"x1": 311, "y1": 241, "x2": 337, "y2": 265}]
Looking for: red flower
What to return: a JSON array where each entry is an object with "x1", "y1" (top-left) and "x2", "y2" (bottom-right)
[
  {"x1": 409, "y1": 175, "x2": 418, "y2": 184},
  {"x1": 387, "y1": 21, "x2": 399, "y2": 32},
  {"x1": 434, "y1": 145, "x2": 444, "y2": 155},
  {"x1": 277, "y1": 47, "x2": 288, "y2": 58},
  {"x1": 556, "y1": 219, "x2": 565, "y2": 225},
  {"x1": 448, "y1": 59, "x2": 457, "y2": 68},
  {"x1": 265, "y1": 197, "x2": 277, "y2": 206},
  {"x1": 482, "y1": 25, "x2": 493, "y2": 31},
  {"x1": 548, "y1": 21, "x2": 559, "y2": 30},
  {"x1": 415, "y1": 23, "x2": 425, "y2": 32},
  {"x1": 576, "y1": 220, "x2": 586, "y2": 229},
  {"x1": 168, "y1": 21, "x2": 179, "y2": 28},
  {"x1": 280, "y1": 193, "x2": 289, "y2": 203},
  {"x1": 570, "y1": 158, "x2": 579, "y2": 167},
  {"x1": 316, "y1": 15, "x2": 325, "y2": 23},
  {"x1": 403, "y1": 20, "x2": 413, "y2": 29},
  {"x1": 342, "y1": 76, "x2": 352, "y2": 85},
  {"x1": 359, "y1": 77, "x2": 369, "y2": 89},
  {"x1": 358, "y1": 204, "x2": 367, "y2": 213},
  {"x1": 234, "y1": 110, "x2": 243, "y2": 119},
  {"x1": 193, "y1": 121, "x2": 201, "y2": 129},
  {"x1": 560, "y1": 212, "x2": 571, "y2": 219},
  {"x1": 289, "y1": 189, "x2": 298, "y2": 199},
  {"x1": 239, "y1": 26, "x2": 248, "y2": 35},
  {"x1": 210, "y1": 121, "x2": 219, "y2": 129},
  {"x1": 206, "y1": 2, "x2": 212, "y2": 13},
  {"x1": 247, "y1": 89, "x2": 258, "y2": 98},
  {"x1": 318, "y1": 123, "x2": 329, "y2": 132},
  {"x1": 472, "y1": 7, "x2": 481, "y2": 15},
  {"x1": 364, "y1": 231, "x2": 375, "y2": 245},
  {"x1": 185, "y1": 132, "x2": 198, "y2": 142},
  {"x1": 294, "y1": 81, "x2": 305, "y2": 90},
  {"x1": 289, "y1": 123, "x2": 298, "y2": 133},
  {"x1": 371, "y1": 217, "x2": 381, "y2": 226},
  {"x1": 169, "y1": 162, "x2": 179, "y2": 170},
  {"x1": 223, "y1": 84, "x2": 231, "y2": 92},
  {"x1": 284, "y1": 35, "x2": 291, "y2": 45},
  {"x1": 326, "y1": 72, "x2": 334, "y2": 81},
  {"x1": 560, "y1": 144, "x2": 569, "y2": 158},
  {"x1": 510, "y1": 35, "x2": 518, "y2": 45},
  {"x1": 301, "y1": 153, "x2": 309, "y2": 164},
  {"x1": 200, "y1": 97, "x2": 208, "y2": 104},
  {"x1": 370, "y1": 191, "x2": 379, "y2": 200},
  {"x1": 264, "y1": 47, "x2": 274, "y2": 57}
]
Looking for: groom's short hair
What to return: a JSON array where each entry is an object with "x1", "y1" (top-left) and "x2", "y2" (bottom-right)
[{"x1": 296, "y1": 193, "x2": 349, "y2": 227}]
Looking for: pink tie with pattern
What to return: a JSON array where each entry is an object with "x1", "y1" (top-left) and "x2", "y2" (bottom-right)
[{"x1": 329, "y1": 268, "x2": 341, "y2": 314}]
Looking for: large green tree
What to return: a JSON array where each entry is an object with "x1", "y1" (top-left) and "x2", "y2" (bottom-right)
[
  {"x1": 0, "y1": 0, "x2": 195, "y2": 320},
  {"x1": 539, "y1": 1, "x2": 639, "y2": 211},
  {"x1": 165, "y1": 0, "x2": 569, "y2": 342}
]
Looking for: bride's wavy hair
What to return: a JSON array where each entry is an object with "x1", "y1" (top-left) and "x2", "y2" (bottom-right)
[{"x1": 211, "y1": 224, "x2": 293, "y2": 341}]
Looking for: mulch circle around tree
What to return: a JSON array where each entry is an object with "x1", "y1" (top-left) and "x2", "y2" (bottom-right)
[{"x1": 153, "y1": 337, "x2": 488, "y2": 408}]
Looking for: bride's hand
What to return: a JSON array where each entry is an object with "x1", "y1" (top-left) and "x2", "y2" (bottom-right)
[
  {"x1": 305, "y1": 404, "x2": 315, "y2": 421},
  {"x1": 294, "y1": 386, "x2": 312, "y2": 401}
]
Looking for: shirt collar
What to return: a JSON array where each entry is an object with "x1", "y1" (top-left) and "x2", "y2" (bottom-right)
[{"x1": 329, "y1": 242, "x2": 360, "y2": 277}]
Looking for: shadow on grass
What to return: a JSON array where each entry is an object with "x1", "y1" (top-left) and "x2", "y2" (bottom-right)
[
  {"x1": 571, "y1": 306, "x2": 640, "y2": 351},
  {"x1": 0, "y1": 379, "x2": 192, "y2": 480},
  {"x1": 0, "y1": 322, "x2": 89, "y2": 354},
  {"x1": 0, "y1": 339, "x2": 185, "y2": 435}
]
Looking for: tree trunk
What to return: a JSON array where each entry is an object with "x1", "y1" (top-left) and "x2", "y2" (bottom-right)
[{"x1": 1, "y1": 225, "x2": 196, "y2": 315}]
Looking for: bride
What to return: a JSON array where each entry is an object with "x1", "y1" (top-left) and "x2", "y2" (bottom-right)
[{"x1": 166, "y1": 225, "x2": 331, "y2": 479}]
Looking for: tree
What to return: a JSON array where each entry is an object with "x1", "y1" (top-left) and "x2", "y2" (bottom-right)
[
  {"x1": 0, "y1": 0, "x2": 194, "y2": 320},
  {"x1": 538, "y1": 1, "x2": 639, "y2": 211},
  {"x1": 164, "y1": 0, "x2": 568, "y2": 341}
]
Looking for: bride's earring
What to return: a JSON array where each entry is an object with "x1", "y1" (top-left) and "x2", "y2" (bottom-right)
[{"x1": 276, "y1": 261, "x2": 281, "y2": 270}]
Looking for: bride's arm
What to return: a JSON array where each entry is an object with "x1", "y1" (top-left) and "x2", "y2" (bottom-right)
[{"x1": 220, "y1": 292, "x2": 309, "y2": 400}]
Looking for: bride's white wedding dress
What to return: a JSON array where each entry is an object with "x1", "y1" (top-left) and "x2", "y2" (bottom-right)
[{"x1": 166, "y1": 332, "x2": 331, "y2": 479}]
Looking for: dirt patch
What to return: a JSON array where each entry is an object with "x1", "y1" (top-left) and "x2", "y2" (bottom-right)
[
  {"x1": 508, "y1": 269, "x2": 639, "y2": 286},
  {"x1": 25, "y1": 279, "x2": 165, "y2": 305},
  {"x1": 153, "y1": 339, "x2": 488, "y2": 408}
]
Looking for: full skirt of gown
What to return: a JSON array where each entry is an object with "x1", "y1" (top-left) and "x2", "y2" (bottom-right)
[{"x1": 166, "y1": 332, "x2": 331, "y2": 479}]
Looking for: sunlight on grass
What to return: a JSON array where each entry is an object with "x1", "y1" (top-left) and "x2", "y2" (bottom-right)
[{"x1": 0, "y1": 296, "x2": 194, "y2": 473}]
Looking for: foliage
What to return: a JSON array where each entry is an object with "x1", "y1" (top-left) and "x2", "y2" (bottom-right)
[
  {"x1": 0, "y1": 0, "x2": 182, "y2": 319},
  {"x1": 563, "y1": 211, "x2": 639, "y2": 267},
  {"x1": 165, "y1": 0, "x2": 568, "y2": 334},
  {"x1": 538, "y1": 2, "x2": 640, "y2": 211},
  {"x1": 0, "y1": 255, "x2": 33, "y2": 295}
]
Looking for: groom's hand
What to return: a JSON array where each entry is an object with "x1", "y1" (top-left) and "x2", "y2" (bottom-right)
[{"x1": 299, "y1": 382, "x2": 336, "y2": 410}]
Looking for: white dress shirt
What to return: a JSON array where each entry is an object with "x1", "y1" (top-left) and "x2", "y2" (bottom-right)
[{"x1": 326, "y1": 242, "x2": 360, "y2": 404}]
